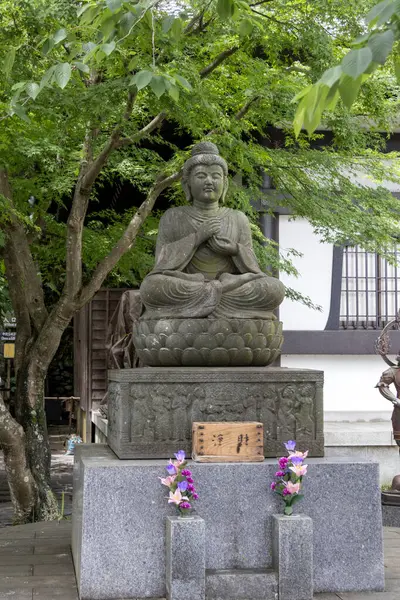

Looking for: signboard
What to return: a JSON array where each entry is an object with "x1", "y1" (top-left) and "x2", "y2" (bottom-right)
[
  {"x1": 4, "y1": 313, "x2": 16, "y2": 328},
  {"x1": 192, "y1": 422, "x2": 264, "y2": 462},
  {"x1": 0, "y1": 331, "x2": 16, "y2": 342},
  {"x1": 3, "y1": 343, "x2": 15, "y2": 359}
]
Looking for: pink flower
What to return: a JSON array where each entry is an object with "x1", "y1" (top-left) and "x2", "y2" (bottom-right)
[
  {"x1": 282, "y1": 488, "x2": 291, "y2": 496},
  {"x1": 159, "y1": 475, "x2": 176, "y2": 487},
  {"x1": 289, "y1": 450, "x2": 309, "y2": 460},
  {"x1": 289, "y1": 464, "x2": 308, "y2": 477},
  {"x1": 168, "y1": 489, "x2": 189, "y2": 505},
  {"x1": 270, "y1": 482, "x2": 276, "y2": 490},
  {"x1": 285, "y1": 481, "x2": 300, "y2": 495}
]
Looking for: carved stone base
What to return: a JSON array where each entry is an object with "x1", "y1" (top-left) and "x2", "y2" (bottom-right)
[
  {"x1": 107, "y1": 367, "x2": 324, "y2": 459},
  {"x1": 132, "y1": 318, "x2": 283, "y2": 367}
]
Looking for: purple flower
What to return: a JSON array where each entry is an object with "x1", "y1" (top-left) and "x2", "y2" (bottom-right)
[
  {"x1": 270, "y1": 482, "x2": 276, "y2": 490},
  {"x1": 290, "y1": 455, "x2": 304, "y2": 465},
  {"x1": 180, "y1": 501, "x2": 191, "y2": 509},
  {"x1": 186, "y1": 477, "x2": 194, "y2": 484},
  {"x1": 192, "y1": 493, "x2": 199, "y2": 500},
  {"x1": 275, "y1": 471, "x2": 285, "y2": 478},
  {"x1": 282, "y1": 488, "x2": 291, "y2": 496},
  {"x1": 175, "y1": 450, "x2": 186, "y2": 462},
  {"x1": 187, "y1": 484, "x2": 195, "y2": 492},
  {"x1": 278, "y1": 457, "x2": 289, "y2": 469},
  {"x1": 178, "y1": 481, "x2": 188, "y2": 492},
  {"x1": 284, "y1": 440, "x2": 296, "y2": 451},
  {"x1": 166, "y1": 462, "x2": 177, "y2": 475},
  {"x1": 181, "y1": 469, "x2": 192, "y2": 476}
]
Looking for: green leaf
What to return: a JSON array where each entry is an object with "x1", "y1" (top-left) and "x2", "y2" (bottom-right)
[
  {"x1": 293, "y1": 103, "x2": 306, "y2": 137},
  {"x1": 25, "y1": 82, "x2": 40, "y2": 100},
  {"x1": 217, "y1": 0, "x2": 235, "y2": 20},
  {"x1": 239, "y1": 18, "x2": 253, "y2": 38},
  {"x1": 290, "y1": 494, "x2": 304, "y2": 506},
  {"x1": 175, "y1": 74, "x2": 192, "y2": 91},
  {"x1": 42, "y1": 37, "x2": 55, "y2": 55},
  {"x1": 3, "y1": 48, "x2": 16, "y2": 78},
  {"x1": 162, "y1": 15, "x2": 175, "y2": 33},
  {"x1": 80, "y1": 5, "x2": 101, "y2": 25},
  {"x1": 53, "y1": 29, "x2": 67, "y2": 45},
  {"x1": 292, "y1": 84, "x2": 313, "y2": 103},
  {"x1": 12, "y1": 104, "x2": 30, "y2": 123},
  {"x1": 73, "y1": 62, "x2": 90, "y2": 74},
  {"x1": 341, "y1": 47, "x2": 373, "y2": 79},
  {"x1": 77, "y1": 3, "x2": 92, "y2": 17},
  {"x1": 325, "y1": 83, "x2": 340, "y2": 111},
  {"x1": 320, "y1": 65, "x2": 342, "y2": 87},
  {"x1": 54, "y1": 63, "x2": 72, "y2": 89},
  {"x1": 150, "y1": 75, "x2": 166, "y2": 98},
  {"x1": 395, "y1": 58, "x2": 400, "y2": 82},
  {"x1": 339, "y1": 74, "x2": 363, "y2": 109},
  {"x1": 352, "y1": 32, "x2": 371, "y2": 46},
  {"x1": 101, "y1": 41, "x2": 116, "y2": 56},
  {"x1": 11, "y1": 81, "x2": 26, "y2": 91},
  {"x1": 40, "y1": 66, "x2": 55, "y2": 89},
  {"x1": 168, "y1": 84, "x2": 180, "y2": 102},
  {"x1": 368, "y1": 29, "x2": 395, "y2": 64},
  {"x1": 131, "y1": 70, "x2": 153, "y2": 90},
  {"x1": 106, "y1": 0, "x2": 122, "y2": 11},
  {"x1": 171, "y1": 18, "x2": 183, "y2": 40},
  {"x1": 366, "y1": 0, "x2": 393, "y2": 25}
]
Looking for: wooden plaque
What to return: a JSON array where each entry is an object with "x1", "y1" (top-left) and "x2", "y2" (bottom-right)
[{"x1": 192, "y1": 422, "x2": 264, "y2": 462}]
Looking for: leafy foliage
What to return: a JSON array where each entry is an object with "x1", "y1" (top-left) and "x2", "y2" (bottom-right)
[
  {"x1": 1, "y1": 0, "x2": 400, "y2": 312},
  {"x1": 293, "y1": 0, "x2": 400, "y2": 134}
]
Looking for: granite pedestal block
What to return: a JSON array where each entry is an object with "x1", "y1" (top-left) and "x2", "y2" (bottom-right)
[
  {"x1": 166, "y1": 516, "x2": 205, "y2": 600},
  {"x1": 272, "y1": 514, "x2": 313, "y2": 600},
  {"x1": 72, "y1": 445, "x2": 384, "y2": 600},
  {"x1": 108, "y1": 367, "x2": 324, "y2": 458}
]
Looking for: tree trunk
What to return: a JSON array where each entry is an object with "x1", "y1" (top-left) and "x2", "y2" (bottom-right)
[
  {"x1": 0, "y1": 391, "x2": 36, "y2": 523},
  {"x1": 15, "y1": 362, "x2": 59, "y2": 521}
]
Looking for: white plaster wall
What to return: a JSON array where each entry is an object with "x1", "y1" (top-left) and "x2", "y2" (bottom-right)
[
  {"x1": 279, "y1": 217, "x2": 333, "y2": 330},
  {"x1": 281, "y1": 354, "x2": 391, "y2": 412}
]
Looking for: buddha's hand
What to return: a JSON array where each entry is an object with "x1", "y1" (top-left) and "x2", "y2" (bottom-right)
[
  {"x1": 195, "y1": 218, "x2": 221, "y2": 245},
  {"x1": 208, "y1": 236, "x2": 238, "y2": 256}
]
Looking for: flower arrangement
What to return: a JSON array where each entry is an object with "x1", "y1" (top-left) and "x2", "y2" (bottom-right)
[
  {"x1": 271, "y1": 440, "x2": 308, "y2": 516},
  {"x1": 160, "y1": 450, "x2": 199, "y2": 517}
]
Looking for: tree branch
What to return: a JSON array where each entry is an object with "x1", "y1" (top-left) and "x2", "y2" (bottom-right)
[
  {"x1": 81, "y1": 90, "x2": 137, "y2": 192},
  {"x1": 78, "y1": 170, "x2": 182, "y2": 306},
  {"x1": 250, "y1": 8, "x2": 300, "y2": 31},
  {"x1": 117, "y1": 110, "x2": 166, "y2": 147},
  {"x1": 200, "y1": 46, "x2": 239, "y2": 79}
]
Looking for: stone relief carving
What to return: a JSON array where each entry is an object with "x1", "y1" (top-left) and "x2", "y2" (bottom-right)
[{"x1": 126, "y1": 381, "x2": 318, "y2": 444}]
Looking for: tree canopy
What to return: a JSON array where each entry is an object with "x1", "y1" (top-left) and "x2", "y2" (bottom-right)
[
  {"x1": 294, "y1": 0, "x2": 400, "y2": 135},
  {"x1": 3, "y1": 0, "x2": 400, "y2": 521},
  {"x1": 2, "y1": 0, "x2": 400, "y2": 298}
]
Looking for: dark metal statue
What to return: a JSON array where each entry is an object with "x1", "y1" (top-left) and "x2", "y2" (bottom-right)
[{"x1": 376, "y1": 311, "x2": 400, "y2": 498}]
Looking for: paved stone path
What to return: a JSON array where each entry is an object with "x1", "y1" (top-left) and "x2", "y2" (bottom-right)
[{"x1": 0, "y1": 521, "x2": 398, "y2": 600}]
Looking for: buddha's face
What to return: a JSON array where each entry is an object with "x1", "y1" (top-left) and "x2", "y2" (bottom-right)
[{"x1": 189, "y1": 163, "x2": 224, "y2": 203}]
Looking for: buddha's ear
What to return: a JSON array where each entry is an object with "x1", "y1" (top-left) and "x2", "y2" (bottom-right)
[
  {"x1": 182, "y1": 179, "x2": 192, "y2": 202},
  {"x1": 221, "y1": 179, "x2": 229, "y2": 204}
]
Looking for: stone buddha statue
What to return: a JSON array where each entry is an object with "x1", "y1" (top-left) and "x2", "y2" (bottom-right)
[
  {"x1": 140, "y1": 142, "x2": 285, "y2": 320},
  {"x1": 133, "y1": 142, "x2": 285, "y2": 367}
]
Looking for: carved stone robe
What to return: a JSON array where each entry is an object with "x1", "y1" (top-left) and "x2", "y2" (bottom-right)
[{"x1": 140, "y1": 206, "x2": 285, "y2": 319}]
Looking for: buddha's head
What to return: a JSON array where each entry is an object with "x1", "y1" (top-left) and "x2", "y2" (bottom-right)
[{"x1": 182, "y1": 142, "x2": 228, "y2": 204}]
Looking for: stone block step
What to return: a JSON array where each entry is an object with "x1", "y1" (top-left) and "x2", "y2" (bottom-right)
[{"x1": 206, "y1": 568, "x2": 278, "y2": 600}]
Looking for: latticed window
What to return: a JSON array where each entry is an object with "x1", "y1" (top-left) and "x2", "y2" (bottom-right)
[{"x1": 340, "y1": 246, "x2": 400, "y2": 330}]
